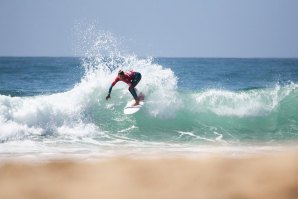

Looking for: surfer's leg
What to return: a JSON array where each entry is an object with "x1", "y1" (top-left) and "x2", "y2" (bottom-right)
[
  {"x1": 129, "y1": 86, "x2": 139, "y2": 105},
  {"x1": 129, "y1": 86, "x2": 138, "y2": 101},
  {"x1": 129, "y1": 73, "x2": 142, "y2": 105},
  {"x1": 132, "y1": 72, "x2": 142, "y2": 87}
]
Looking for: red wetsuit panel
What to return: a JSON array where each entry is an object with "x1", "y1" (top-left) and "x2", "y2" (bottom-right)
[{"x1": 111, "y1": 71, "x2": 135, "y2": 87}]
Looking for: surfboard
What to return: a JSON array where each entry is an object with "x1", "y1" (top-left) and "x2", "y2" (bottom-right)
[{"x1": 124, "y1": 100, "x2": 144, "y2": 115}]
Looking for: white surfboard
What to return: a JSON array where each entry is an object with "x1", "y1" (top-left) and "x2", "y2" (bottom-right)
[{"x1": 124, "y1": 100, "x2": 144, "y2": 115}]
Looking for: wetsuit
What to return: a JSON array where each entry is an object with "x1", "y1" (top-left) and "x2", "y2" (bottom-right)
[{"x1": 108, "y1": 71, "x2": 142, "y2": 100}]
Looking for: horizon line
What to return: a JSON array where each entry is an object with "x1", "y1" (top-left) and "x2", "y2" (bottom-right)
[{"x1": 0, "y1": 55, "x2": 298, "y2": 59}]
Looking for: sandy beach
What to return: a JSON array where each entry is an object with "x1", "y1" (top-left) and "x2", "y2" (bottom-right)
[{"x1": 0, "y1": 152, "x2": 297, "y2": 199}]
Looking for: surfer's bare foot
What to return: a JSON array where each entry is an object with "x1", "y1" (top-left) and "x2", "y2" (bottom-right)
[{"x1": 133, "y1": 100, "x2": 140, "y2": 106}]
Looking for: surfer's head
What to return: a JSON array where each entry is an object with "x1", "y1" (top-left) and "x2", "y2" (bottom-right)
[{"x1": 118, "y1": 70, "x2": 125, "y2": 80}]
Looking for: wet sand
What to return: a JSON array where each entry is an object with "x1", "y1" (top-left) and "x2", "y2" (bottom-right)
[{"x1": 0, "y1": 152, "x2": 297, "y2": 199}]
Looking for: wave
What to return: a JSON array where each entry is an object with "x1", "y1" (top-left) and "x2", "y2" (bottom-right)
[{"x1": 0, "y1": 33, "x2": 298, "y2": 145}]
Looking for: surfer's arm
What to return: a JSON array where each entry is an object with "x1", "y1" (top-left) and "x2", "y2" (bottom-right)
[
  {"x1": 109, "y1": 78, "x2": 119, "y2": 93},
  {"x1": 106, "y1": 85, "x2": 113, "y2": 100},
  {"x1": 108, "y1": 84, "x2": 113, "y2": 94},
  {"x1": 106, "y1": 77, "x2": 119, "y2": 100},
  {"x1": 106, "y1": 84, "x2": 114, "y2": 100}
]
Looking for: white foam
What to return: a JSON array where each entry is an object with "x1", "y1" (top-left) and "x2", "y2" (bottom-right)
[
  {"x1": 193, "y1": 83, "x2": 298, "y2": 117},
  {"x1": 0, "y1": 29, "x2": 182, "y2": 144},
  {"x1": 75, "y1": 28, "x2": 182, "y2": 118}
]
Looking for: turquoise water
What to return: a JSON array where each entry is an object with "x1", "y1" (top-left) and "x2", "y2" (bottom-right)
[{"x1": 0, "y1": 37, "x2": 298, "y2": 159}]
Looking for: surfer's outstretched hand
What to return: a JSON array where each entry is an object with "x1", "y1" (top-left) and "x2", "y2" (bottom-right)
[{"x1": 106, "y1": 94, "x2": 111, "y2": 100}]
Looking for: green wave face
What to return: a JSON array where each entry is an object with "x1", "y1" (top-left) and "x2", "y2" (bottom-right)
[{"x1": 90, "y1": 79, "x2": 298, "y2": 143}]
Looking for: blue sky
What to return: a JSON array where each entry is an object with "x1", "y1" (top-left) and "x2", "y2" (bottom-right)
[{"x1": 0, "y1": 0, "x2": 298, "y2": 57}]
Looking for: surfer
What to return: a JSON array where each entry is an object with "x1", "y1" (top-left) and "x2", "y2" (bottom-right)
[{"x1": 106, "y1": 70, "x2": 142, "y2": 106}]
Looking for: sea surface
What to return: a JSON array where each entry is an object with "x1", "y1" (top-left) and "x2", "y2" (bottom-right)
[{"x1": 0, "y1": 55, "x2": 298, "y2": 160}]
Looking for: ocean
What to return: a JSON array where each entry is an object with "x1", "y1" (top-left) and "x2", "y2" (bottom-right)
[{"x1": 0, "y1": 55, "x2": 298, "y2": 160}]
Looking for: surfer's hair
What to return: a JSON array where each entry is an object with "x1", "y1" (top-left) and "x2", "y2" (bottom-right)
[{"x1": 118, "y1": 70, "x2": 124, "y2": 75}]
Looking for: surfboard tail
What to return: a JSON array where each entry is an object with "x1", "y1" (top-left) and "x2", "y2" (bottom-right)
[{"x1": 124, "y1": 101, "x2": 144, "y2": 114}]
